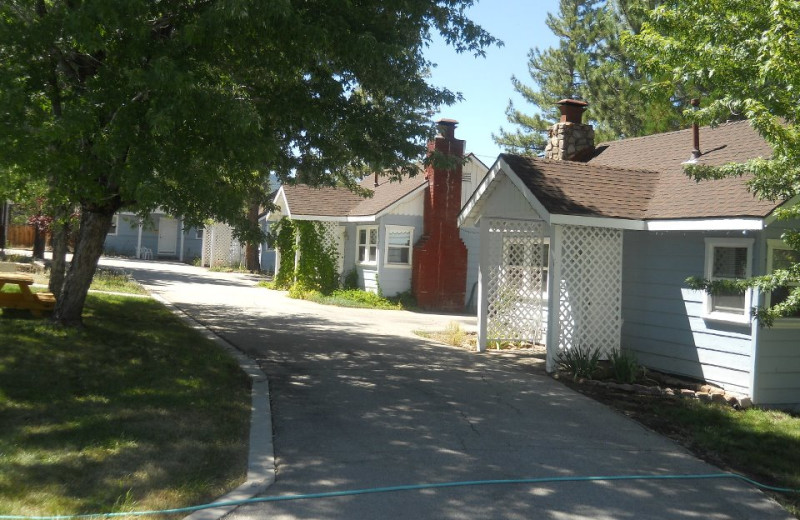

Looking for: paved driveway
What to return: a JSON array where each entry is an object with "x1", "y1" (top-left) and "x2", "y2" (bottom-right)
[{"x1": 108, "y1": 258, "x2": 792, "y2": 520}]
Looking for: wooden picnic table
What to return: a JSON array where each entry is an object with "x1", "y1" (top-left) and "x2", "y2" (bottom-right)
[{"x1": 0, "y1": 273, "x2": 56, "y2": 317}]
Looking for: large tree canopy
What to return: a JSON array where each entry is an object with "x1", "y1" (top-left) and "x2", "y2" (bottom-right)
[
  {"x1": 0, "y1": 0, "x2": 497, "y2": 324},
  {"x1": 627, "y1": 0, "x2": 800, "y2": 324},
  {"x1": 493, "y1": 0, "x2": 681, "y2": 155}
]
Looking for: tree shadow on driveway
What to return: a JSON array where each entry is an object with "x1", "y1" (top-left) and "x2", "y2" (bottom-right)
[{"x1": 171, "y1": 301, "x2": 791, "y2": 520}]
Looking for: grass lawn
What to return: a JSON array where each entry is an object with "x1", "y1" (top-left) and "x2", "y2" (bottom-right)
[
  {"x1": 87, "y1": 267, "x2": 148, "y2": 295},
  {"x1": 0, "y1": 294, "x2": 250, "y2": 518}
]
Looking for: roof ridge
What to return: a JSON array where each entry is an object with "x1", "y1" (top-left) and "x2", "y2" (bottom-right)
[
  {"x1": 594, "y1": 119, "x2": 751, "y2": 147},
  {"x1": 504, "y1": 153, "x2": 663, "y2": 177}
]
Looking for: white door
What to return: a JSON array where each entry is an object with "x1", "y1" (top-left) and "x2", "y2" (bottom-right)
[{"x1": 157, "y1": 217, "x2": 179, "y2": 256}]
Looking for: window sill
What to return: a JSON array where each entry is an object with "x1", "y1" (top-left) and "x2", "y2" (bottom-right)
[
  {"x1": 383, "y1": 263, "x2": 411, "y2": 269},
  {"x1": 702, "y1": 312, "x2": 751, "y2": 326}
]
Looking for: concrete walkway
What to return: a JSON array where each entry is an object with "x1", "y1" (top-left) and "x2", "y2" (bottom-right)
[{"x1": 109, "y1": 258, "x2": 792, "y2": 520}]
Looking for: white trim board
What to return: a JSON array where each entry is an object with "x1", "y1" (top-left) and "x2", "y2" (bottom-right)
[{"x1": 645, "y1": 218, "x2": 764, "y2": 231}]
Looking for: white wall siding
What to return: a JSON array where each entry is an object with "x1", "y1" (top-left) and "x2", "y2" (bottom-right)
[
  {"x1": 388, "y1": 189, "x2": 424, "y2": 217},
  {"x1": 461, "y1": 156, "x2": 490, "y2": 208},
  {"x1": 621, "y1": 231, "x2": 755, "y2": 394},
  {"x1": 461, "y1": 226, "x2": 480, "y2": 311},
  {"x1": 481, "y1": 175, "x2": 541, "y2": 221},
  {"x1": 374, "y1": 214, "x2": 423, "y2": 296}
]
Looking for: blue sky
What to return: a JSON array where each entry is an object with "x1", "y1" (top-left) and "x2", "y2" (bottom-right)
[{"x1": 425, "y1": 0, "x2": 560, "y2": 165}]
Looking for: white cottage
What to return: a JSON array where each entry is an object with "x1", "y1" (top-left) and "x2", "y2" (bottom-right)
[
  {"x1": 265, "y1": 120, "x2": 489, "y2": 310},
  {"x1": 460, "y1": 100, "x2": 799, "y2": 409}
]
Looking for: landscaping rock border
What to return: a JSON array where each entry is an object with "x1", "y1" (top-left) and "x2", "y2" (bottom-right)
[{"x1": 554, "y1": 372, "x2": 753, "y2": 410}]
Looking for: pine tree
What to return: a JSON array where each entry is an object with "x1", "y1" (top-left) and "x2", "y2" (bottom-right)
[
  {"x1": 494, "y1": 0, "x2": 681, "y2": 155},
  {"x1": 493, "y1": 0, "x2": 607, "y2": 154}
]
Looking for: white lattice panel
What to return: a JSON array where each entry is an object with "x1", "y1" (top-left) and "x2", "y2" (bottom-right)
[
  {"x1": 317, "y1": 221, "x2": 345, "y2": 274},
  {"x1": 201, "y1": 223, "x2": 237, "y2": 267},
  {"x1": 485, "y1": 218, "x2": 547, "y2": 345},
  {"x1": 556, "y1": 225, "x2": 622, "y2": 356}
]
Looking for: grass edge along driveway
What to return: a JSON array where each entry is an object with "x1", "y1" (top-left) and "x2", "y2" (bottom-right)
[{"x1": 0, "y1": 293, "x2": 250, "y2": 518}]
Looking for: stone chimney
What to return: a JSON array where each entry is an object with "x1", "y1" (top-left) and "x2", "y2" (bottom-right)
[
  {"x1": 411, "y1": 119, "x2": 468, "y2": 311},
  {"x1": 544, "y1": 99, "x2": 595, "y2": 161}
]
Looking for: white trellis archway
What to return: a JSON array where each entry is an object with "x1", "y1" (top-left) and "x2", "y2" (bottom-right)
[
  {"x1": 545, "y1": 224, "x2": 623, "y2": 371},
  {"x1": 479, "y1": 218, "x2": 549, "y2": 348},
  {"x1": 478, "y1": 219, "x2": 623, "y2": 371}
]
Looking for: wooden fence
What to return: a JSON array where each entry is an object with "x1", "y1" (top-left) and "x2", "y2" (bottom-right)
[{"x1": 5, "y1": 225, "x2": 49, "y2": 249}]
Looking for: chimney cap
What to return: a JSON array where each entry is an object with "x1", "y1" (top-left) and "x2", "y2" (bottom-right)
[
  {"x1": 556, "y1": 99, "x2": 588, "y2": 107},
  {"x1": 436, "y1": 118, "x2": 458, "y2": 139},
  {"x1": 556, "y1": 99, "x2": 588, "y2": 124}
]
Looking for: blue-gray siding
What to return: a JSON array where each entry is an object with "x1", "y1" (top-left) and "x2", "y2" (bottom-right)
[
  {"x1": 104, "y1": 214, "x2": 203, "y2": 261},
  {"x1": 621, "y1": 230, "x2": 754, "y2": 394},
  {"x1": 753, "y1": 222, "x2": 800, "y2": 408}
]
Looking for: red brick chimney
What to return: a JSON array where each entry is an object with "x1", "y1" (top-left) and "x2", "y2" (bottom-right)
[
  {"x1": 544, "y1": 99, "x2": 595, "y2": 161},
  {"x1": 411, "y1": 119, "x2": 468, "y2": 311}
]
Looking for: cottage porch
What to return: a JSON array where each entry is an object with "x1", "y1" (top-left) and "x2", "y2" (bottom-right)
[{"x1": 477, "y1": 217, "x2": 623, "y2": 371}]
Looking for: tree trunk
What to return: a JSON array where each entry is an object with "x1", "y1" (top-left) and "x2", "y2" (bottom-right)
[
  {"x1": 48, "y1": 211, "x2": 71, "y2": 298},
  {"x1": 245, "y1": 200, "x2": 260, "y2": 272},
  {"x1": 52, "y1": 209, "x2": 113, "y2": 326},
  {"x1": 32, "y1": 227, "x2": 46, "y2": 259}
]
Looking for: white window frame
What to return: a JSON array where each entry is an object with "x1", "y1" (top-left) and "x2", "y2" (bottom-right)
[
  {"x1": 766, "y1": 239, "x2": 800, "y2": 327},
  {"x1": 384, "y1": 225, "x2": 414, "y2": 268},
  {"x1": 356, "y1": 225, "x2": 379, "y2": 265},
  {"x1": 195, "y1": 227, "x2": 204, "y2": 240},
  {"x1": 702, "y1": 237, "x2": 754, "y2": 324},
  {"x1": 108, "y1": 214, "x2": 119, "y2": 236},
  {"x1": 504, "y1": 237, "x2": 550, "y2": 300}
]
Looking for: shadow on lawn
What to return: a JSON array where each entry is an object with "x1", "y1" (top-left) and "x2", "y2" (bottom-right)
[{"x1": 0, "y1": 295, "x2": 250, "y2": 514}]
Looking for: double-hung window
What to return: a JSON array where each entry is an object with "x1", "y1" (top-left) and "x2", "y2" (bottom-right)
[
  {"x1": 766, "y1": 239, "x2": 800, "y2": 322},
  {"x1": 384, "y1": 226, "x2": 413, "y2": 267},
  {"x1": 504, "y1": 238, "x2": 550, "y2": 297},
  {"x1": 357, "y1": 226, "x2": 378, "y2": 265},
  {"x1": 703, "y1": 238, "x2": 753, "y2": 322}
]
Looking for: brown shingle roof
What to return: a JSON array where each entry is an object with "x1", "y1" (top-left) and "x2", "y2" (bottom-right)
[
  {"x1": 279, "y1": 172, "x2": 427, "y2": 218},
  {"x1": 503, "y1": 120, "x2": 782, "y2": 221},
  {"x1": 500, "y1": 154, "x2": 656, "y2": 220}
]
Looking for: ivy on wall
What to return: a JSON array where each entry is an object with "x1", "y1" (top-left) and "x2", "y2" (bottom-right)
[
  {"x1": 272, "y1": 217, "x2": 340, "y2": 294},
  {"x1": 272, "y1": 217, "x2": 297, "y2": 289}
]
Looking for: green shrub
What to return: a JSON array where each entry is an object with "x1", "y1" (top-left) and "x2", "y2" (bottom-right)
[
  {"x1": 609, "y1": 349, "x2": 640, "y2": 384},
  {"x1": 557, "y1": 344, "x2": 601, "y2": 380},
  {"x1": 343, "y1": 269, "x2": 359, "y2": 290},
  {"x1": 390, "y1": 290, "x2": 416, "y2": 309},
  {"x1": 327, "y1": 289, "x2": 399, "y2": 309},
  {"x1": 288, "y1": 283, "x2": 323, "y2": 301}
]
